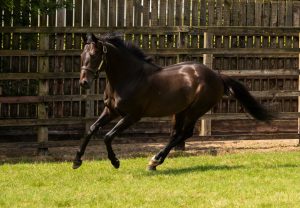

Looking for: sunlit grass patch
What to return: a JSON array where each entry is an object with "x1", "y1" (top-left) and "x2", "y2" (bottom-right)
[{"x1": 0, "y1": 151, "x2": 299, "y2": 207}]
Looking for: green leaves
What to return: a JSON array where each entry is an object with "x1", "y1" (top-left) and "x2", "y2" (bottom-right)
[{"x1": 0, "y1": 0, "x2": 73, "y2": 24}]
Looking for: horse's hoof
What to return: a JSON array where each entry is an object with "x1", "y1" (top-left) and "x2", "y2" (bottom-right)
[
  {"x1": 111, "y1": 159, "x2": 120, "y2": 169},
  {"x1": 147, "y1": 165, "x2": 157, "y2": 171},
  {"x1": 72, "y1": 160, "x2": 82, "y2": 169}
]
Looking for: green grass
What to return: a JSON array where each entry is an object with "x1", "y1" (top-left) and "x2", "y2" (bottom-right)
[{"x1": 0, "y1": 151, "x2": 300, "y2": 208}]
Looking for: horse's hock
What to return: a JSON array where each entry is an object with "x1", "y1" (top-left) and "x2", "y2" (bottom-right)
[{"x1": 0, "y1": 0, "x2": 300, "y2": 153}]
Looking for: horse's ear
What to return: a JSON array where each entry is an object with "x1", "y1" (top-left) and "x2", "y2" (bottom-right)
[
  {"x1": 82, "y1": 33, "x2": 87, "y2": 43},
  {"x1": 91, "y1": 33, "x2": 98, "y2": 43},
  {"x1": 84, "y1": 33, "x2": 98, "y2": 44}
]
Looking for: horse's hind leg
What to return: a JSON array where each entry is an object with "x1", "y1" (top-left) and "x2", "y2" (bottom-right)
[
  {"x1": 148, "y1": 104, "x2": 214, "y2": 170},
  {"x1": 147, "y1": 112, "x2": 194, "y2": 170},
  {"x1": 148, "y1": 121, "x2": 196, "y2": 170},
  {"x1": 173, "y1": 114, "x2": 186, "y2": 151},
  {"x1": 73, "y1": 107, "x2": 117, "y2": 169}
]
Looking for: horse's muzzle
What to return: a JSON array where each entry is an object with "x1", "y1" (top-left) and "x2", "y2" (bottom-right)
[{"x1": 79, "y1": 79, "x2": 90, "y2": 89}]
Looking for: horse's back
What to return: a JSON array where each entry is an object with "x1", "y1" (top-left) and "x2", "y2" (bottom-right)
[
  {"x1": 162, "y1": 61, "x2": 217, "y2": 76},
  {"x1": 160, "y1": 61, "x2": 222, "y2": 86},
  {"x1": 162, "y1": 61, "x2": 201, "y2": 71}
]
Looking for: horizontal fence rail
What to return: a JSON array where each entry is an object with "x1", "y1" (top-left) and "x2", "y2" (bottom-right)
[{"x1": 1, "y1": 26, "x2": 300, "y2": 35}]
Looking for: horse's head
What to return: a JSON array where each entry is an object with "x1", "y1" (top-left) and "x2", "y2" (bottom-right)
[{"x1": 80, "y1": 33, "x2": 105, "y2": 89}]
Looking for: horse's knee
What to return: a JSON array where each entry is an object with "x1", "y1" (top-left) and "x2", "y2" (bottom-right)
[
  {"x1": 185, "y1": 130, "x2": 193, "y2": 139},
  {"x1": 182, "y1": 126, "x2": 194, "y2": 139},
  {"x1": 104, "y1": 134, "x2": 112, "y2": 145},
  {"x1": 89, "y1": 123, "x2": 98, "y2": 132}
]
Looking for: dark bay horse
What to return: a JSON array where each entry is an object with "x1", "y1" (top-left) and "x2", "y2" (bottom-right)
[{"x1": 73, "y1": 33, "x2": 273, "y2": 170}]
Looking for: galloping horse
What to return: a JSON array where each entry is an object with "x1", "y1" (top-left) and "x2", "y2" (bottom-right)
[{"x1": 73, "y1": 33, "x2": 273, "y2": 170}]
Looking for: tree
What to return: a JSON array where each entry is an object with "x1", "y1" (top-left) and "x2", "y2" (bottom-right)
[{"x1": 0, "y1": 0, "x2": 73, "y2": 26}]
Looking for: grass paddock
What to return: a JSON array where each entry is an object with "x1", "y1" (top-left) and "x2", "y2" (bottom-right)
[{"x1": 0, "y1": 151, "x2": 300, "y2": 207}]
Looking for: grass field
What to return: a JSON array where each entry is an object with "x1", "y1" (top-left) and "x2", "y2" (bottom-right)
[{"x1": 0, "y1": 151, "x2": 299, "y2": 208}]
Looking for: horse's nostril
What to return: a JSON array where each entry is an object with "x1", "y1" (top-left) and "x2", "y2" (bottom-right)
[{"x1": 80, "y1": 80, "x2": 89, "y2": 88}]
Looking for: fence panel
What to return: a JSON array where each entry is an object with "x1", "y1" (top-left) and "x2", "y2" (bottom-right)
[{"x1": 0, "y1": 0, "x2": 299, "y2": 149}]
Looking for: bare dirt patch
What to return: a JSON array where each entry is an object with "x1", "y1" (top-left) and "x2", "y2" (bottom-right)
[{"x1": 0, "y1": 138, "x2": 299, "y2": 163}]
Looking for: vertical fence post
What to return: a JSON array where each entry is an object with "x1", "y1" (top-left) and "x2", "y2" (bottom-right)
[
  {"x1": 298, "y1": 32, "x2": 300, "y2": 146},
  {"x1": 37, "y1": 11, "x2": 50, "y2": 155},
  {"x1": 201, "y1": 32, "x2": 213, "y2": 136},
  {"x1": 83, "y1": 0, "x2": 94, "y2": 134},
  {"x1": 56, "y1": 1, "x2": 65, "y2": 118},
  {"x1": 38, "y1": 33, "x2": 49, "y2": 155}
]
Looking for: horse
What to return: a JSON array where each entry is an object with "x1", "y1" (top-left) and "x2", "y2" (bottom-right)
[{"x1": 73, "y1": 33, "x2": 273, "y2": 171}]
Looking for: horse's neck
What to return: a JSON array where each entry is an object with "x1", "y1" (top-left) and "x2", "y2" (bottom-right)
[{"x1": 104, "y1": 46, "x2": 155, "y2": 88}]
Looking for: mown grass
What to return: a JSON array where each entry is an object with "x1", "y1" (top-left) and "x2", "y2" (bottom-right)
[{"x1": 0, "y1": 151, "x2": 299, "y2": 208}]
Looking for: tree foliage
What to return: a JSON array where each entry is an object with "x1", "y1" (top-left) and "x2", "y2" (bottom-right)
[{"x1": 0, "y1": 0, "x2": 73, "y2": 25}]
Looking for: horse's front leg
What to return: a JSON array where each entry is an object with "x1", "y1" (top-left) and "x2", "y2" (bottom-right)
[
  {"x1": 104, "y1": 115, "x2": 138, "y2": 168},
  {"x1": 73, "y1": 107, "x2": 117, "y2": 169}
]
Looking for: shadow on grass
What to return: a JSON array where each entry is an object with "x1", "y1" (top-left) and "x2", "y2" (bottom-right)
[
  {"x1": 265, "y1": 164, "x2": 300, "y2": 169},
  {"x1": 151, "y1": 164, "x2": 245, "y2": 175},
  {"x1": 151, "y1": 163, "x2": 300, "y2": 176}
]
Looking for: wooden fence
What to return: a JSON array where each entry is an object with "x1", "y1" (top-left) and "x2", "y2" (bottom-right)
[{"x1": 0, "y1": 0, "x2": 300, "y2": 151}]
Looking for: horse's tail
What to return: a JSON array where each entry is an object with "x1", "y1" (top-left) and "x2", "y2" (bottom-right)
[{"x1": 220, "y1": 74, "x2": 274, "y2": 122}]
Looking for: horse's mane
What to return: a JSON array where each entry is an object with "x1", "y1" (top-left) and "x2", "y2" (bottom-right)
[{"x1": 99, "y1": 34, "x2": 162, "y2": 69}]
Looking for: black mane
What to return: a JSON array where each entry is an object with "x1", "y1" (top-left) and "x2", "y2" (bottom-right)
[{"x1": 99, "y1": 34, "x2": 160, "y2": 68}]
